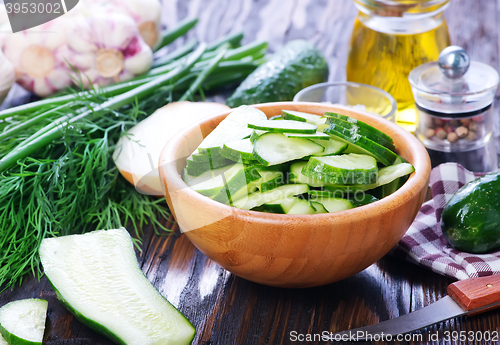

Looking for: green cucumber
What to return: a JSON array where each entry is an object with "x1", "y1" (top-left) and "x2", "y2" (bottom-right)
[
  {"x1": 324, "y1": 112, "x2": 394, "y2": 146},
  {"x1": 284, "y1": 132, "x2": 330, "y2": 140},
  {"x1": 325, "y1": 117, "x2": 395, "y2": 150},
  {"x1": 220, "y1": 138, "x2": 255, "y2": 162},
  {"x1": 302, "y1": 154, "x2": 378, "y2": 185},
  {"x1": 226, "y1": 40, "x2": 329, "y2": 107},
  {"x1": 323, "y1": 126, "x2": 399, "y2": 166},
  {"x1": 287, "y1": 198, "x2": 316, "y2": 214},
  {"x1": 185, "y1": 155, "x2": 233, "y2": 176},
  {"x1": 197, "y1": 105, "x2": 267, "y2": 155},
  {"x1": 281, "y1": 110, "x2": 327, "y2": 127},
  {"x1": 249, "y1": 130, "x2": 267, "y2": 143},
  {"x1": 348, "y1": 193, "x2": 379, "y2": 207},
  {"x1": 232, "y1": 184, "x2": 309, "y2": 210},
  {"x1": 253, "y1": 133, "x2": 324, "y2": 166},
  {"x1": 212, "y1": 164, "x2": 262, "y2": 204},
  {"x1": 310, "y1": 201, "x2": 328, "y2": 214},
  {"x1": 248, "y1": 120, "x2": 317, "y2": 134},
  {"x1": 253, "y1": 171, "x2": 286, "y2": 192},
  {"x1": 184, "y1": 164, "x2": 238, "y2": 198},
  {"x1": 0, "y1": 299, "x2": 48, "y2": 345},
  {"x1": 256, "y1": 197, "x2": 297, "y2": 214},
  {"x1": 312, "y1": 139, "x2": 348, "y2": 156},
  {"x1": 441, "y1": 171, "x2": 500, "y2": 253},
  {"x1": 39, "y1": 228, "x2": 196, "y2": 345},
  {"x1": 311, "y1": 197, "x2": 354, "y2": 213}
]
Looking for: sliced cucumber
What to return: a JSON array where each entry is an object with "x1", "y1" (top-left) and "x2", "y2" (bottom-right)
[
  {"x1": 310, "y1": 201, "x2": 328, "y2": 214},
  {"x1": 311, "y1": 197, "x2": 354, "y2": 213},
  {"x1": 220, "y1": 138, "x2": 255, "y2": 162},
  {"x1": 253, "y1": 133, "x2": 324, "y2": 166},
  {"x1": 324, "y1": 112, "x2": 394, "y2": 145},
  {"x1": 252, "y1": 171, "x2": 286, "y2": 192},
  {"x1": 249, "y1": 129, "x2": 267, "y2": 143},
  {"x1": 185, "y1": 155, "x2": 233, "y2": 176},
  {"x1": 256, "y1": 197, "x2": 297, "y2": 214},
  {"x1": 325, "y1": 117, "x2": 395, "y2": 150},
  {"x1": 247, "y1": 162, "x2": 291, "y2": 172},
  {"x1": 40, "y1": 228, "x2": 196, "y2": 345},
  {"x1": 185, "y1": 164, "x2": 237, "y2": 198},
  {"x1": 212, "y1": 164, "x2": 262, "y2": 204},
  {"x1": 323, "y1": 126, "x2": 398, "y2": 166},
  {"x1": 281, "y1": 110, "x2": 327, "y2": 126},
  {"x1": 321, "y1": 162, "x2": 414, "y2": 193},
  {"x1": 0, "y1": 299, "x2": 48, "y2": 345},
  {"x1": 232, "y1": 184, "x2": 309, "y2": 210},
  {"x1": 302, "y1": 154, "x2": 378, "y2": 185},
  {"x1": 248, "y1": 120, "x2": 317, "y2": 134},
  {"x1": 284, "y1": 132, "x2": 330, "y2": 140},
  {"x1": 289, "y1": 161, "x2": 355, "y2": 190},
  {"x1": 312, "y1": 139, "x2": 348, "y2": 156},
  {"x1": 198, "y1": 105, "x2": 267, "y2": 153},
  {"x1": 349, "y1": 193, "x2": 379, "y2": 207},
  {"x1": 287, "y1": 198, "x2": 316, "y2": 215}
]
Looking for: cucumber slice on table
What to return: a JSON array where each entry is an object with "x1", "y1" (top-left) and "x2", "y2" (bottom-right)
[
  {"x1": 324, "y1": 112, "x2": 394, "y2": 145},
  {"x1": 324, "y1": 125, "x2": 399, "y2": 166},
  {"x1": 220, "y1": 138, "x2": 255, "y2": 162},
  {"x1": 248, "y1": 120, "x2": 317, "y2": 134},
  {"x1": 302, "y1": 154, "x2": 378, "y2": 185},
  {"x1": 325, "y1": 117, "x2": 395, "y2": 150},
  {"x1": 232, "y1": 184, "x2": 309, "y2": 210},
  {"x1": 0, "y1": 299, "x2": 48, "y2": 345},
  {"x1": 39, "y1": 228, "x2": 196, "y2": 345},
  {"x1": 198, "y1": 105, "x2": 267, "y2": 155},
  {"x1": 253, "y1": 133, "x2": 324, "y2": 166}
]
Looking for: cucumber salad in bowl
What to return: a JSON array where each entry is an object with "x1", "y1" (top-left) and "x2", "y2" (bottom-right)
[{"x1": 182, "y1": 106, "x2": 415, "y2": 215}]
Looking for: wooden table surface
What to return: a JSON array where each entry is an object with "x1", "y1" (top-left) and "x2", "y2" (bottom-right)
[{"x1": 2, "y1": 0, "x2": 500, "y2": 344}]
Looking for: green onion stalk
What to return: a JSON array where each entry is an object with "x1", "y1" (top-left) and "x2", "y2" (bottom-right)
[{"x1": 0, "y1": 27, "x2": 268, "y2": 290}]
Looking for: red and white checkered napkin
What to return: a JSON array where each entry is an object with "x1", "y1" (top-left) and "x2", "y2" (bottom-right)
[{"x1": 396, "y1": 162, "x2": 500, "y2": 281}]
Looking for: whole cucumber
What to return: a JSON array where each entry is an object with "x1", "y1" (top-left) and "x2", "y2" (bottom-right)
[
  {"x1": 226, "y1": 40, "x2": 329, "y2": 107},
  {"x1": 441, "y1": 171, "x2": 500, "y2": 253}
]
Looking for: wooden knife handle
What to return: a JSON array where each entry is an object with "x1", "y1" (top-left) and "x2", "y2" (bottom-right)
[{"x1": 448, "y1": 274, "x2": 500, "y2": 314}]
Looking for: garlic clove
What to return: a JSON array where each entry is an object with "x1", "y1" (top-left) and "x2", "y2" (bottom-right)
[
  {"x1": 0, "y1": 49, "x2": 14, "y2": 104},
  {"x1": 123, "y1": 39, "x2": 153, "y2": 75}
]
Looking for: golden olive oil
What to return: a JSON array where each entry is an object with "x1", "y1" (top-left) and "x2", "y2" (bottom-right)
[{"x1": 346, "y1": 18, "x2": 451, "y2": 131}]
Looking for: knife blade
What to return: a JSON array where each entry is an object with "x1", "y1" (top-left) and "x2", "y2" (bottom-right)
[{"x1": 333, "y1": 274, "x2": 500, "y2": 341}]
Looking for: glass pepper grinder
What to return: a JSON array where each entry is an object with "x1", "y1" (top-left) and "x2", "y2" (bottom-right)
[{"x1": 409, "y1": 46, "x2": 500, "y2": 172}]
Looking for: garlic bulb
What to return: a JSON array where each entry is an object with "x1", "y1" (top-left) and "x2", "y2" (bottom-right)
[
  {"x1": 1, "y1": 11, "x2": 153, "y2": 96},
  {"x1": 80, "y1": 0, "x2": 162, "y2": 49},
  {"x1": 66, "y1": 12, "x2": 153, "y2": 87},
  {"x1": 2, "y1": 19, "x2": 74, "y2": 97},
  {"x1": 0, "y1": 49, "x2": 14, "y2": 104}
]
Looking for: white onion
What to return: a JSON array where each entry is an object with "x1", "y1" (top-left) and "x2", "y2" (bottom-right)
[{"x1": 113, "y1": 102, "x2": 230, "y2": 196}]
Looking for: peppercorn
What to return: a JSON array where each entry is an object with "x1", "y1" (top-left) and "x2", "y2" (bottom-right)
[
  {"x1": 447, "y1": 132, "x2": 458, "y2": 143},
  {"x1": 456, "y1": 126, "x2": 468, "y2": 139}
]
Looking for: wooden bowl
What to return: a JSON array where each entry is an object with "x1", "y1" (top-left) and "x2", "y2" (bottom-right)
[{"x1": 159, "y1": 102, "x2": 431, "y2": 288}]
